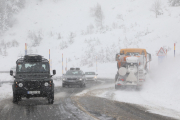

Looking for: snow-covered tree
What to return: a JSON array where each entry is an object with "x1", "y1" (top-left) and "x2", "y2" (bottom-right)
[
  {"x1": 60, "y1": 41, "x2": 68, "y2": 50},
  {"x1": 3, "y1": 45, "x2": 8, "y2": 56},
  {"x1": 91, "y1": 3, "x2": 104, "y2": 28},
  {"x1": 86, "y1": 24, "x2": 94, "y2": 34},
  {"x1": 151, "y1": 0, "x2": 162, "y2": 18},
  {"x1": 58, "y1": 33, "x2": 61, "y2": 39},
  {"x1": 11, "y1": 40, "x2": 19, "y2": 47},
  {"x1": 28, "y1": 31, "x2": 42, "y2": 47},
  {"x1": 0, "y1": 0, "x2": 25, "y2": 33},
  {"x1": 68, "y1": 32, "x2": 75, "y2": 44},
  {"x1": 169, "y1": 0, "x2": 180, "y2": 6}
]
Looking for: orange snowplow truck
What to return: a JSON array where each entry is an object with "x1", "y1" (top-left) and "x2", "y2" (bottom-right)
[
  {"x1": 115, "y1": 48, "x2": 151, "y2": 70},
  {"x1": 115, "y1": 48, "x2": 152, "y2": 89}
]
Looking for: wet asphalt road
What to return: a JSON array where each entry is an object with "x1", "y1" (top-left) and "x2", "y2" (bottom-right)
[{"x1": 0, "y1": 79, "x2": 176, "y2": 120}]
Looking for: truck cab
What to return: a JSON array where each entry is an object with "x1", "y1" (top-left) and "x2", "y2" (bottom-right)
[{"x1": 10, "y1": 54, "x2": 56, "y2": 104}]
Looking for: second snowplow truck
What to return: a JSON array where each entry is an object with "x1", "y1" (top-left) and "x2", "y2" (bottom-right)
[{"x1": 115, "y1": 48, "x2": 151, "y2": 89}]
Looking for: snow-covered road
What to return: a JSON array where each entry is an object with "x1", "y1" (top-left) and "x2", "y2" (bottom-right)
[{"x1": 77, "y1": 58, "x2": 180, "y2": 119}]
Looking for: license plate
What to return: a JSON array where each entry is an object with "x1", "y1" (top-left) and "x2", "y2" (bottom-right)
[
  {"x1": 68, "y1": 80, "x2": 75, "y2": 82},
  {"x1": 27, "y1": 91, "x2": 40, "y2": 94}
]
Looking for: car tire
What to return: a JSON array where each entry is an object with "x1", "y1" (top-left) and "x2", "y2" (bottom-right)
[
  {"x1": 26, "y1": 96, "x2": 30, "y2": 99},
  {"x1": 80, "y1": 83, "x2": 85, "y2": 88},
  {"x1": 13, "y1": 93, "x2": 18, "y2": 103},
  {"x1": 48, "y1": 92, "x2": 54, "y2": 104},
  {"x1": 18, "y1": 96, "x2": 22, "y2": 101}
]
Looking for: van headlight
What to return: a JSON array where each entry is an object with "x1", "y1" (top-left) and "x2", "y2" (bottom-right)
[
  {"x1": 18, "y1": 83, "x2": 23, "y2": 87},
  {"x1": 44, "y1": 82, "x2": 49, "y2": 86}
]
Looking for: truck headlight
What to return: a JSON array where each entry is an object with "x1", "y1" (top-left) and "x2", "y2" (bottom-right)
[
  {"x1": 18, "y1": 83, "x2": 23, "y2": 87},
  {"x1": 44, "y1": 82, "x2": 49, "y2": 86}
]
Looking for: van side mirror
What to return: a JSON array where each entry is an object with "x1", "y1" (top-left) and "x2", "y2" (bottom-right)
[
  {"x1": 53, "y1": 70, "x2": 56, "y2": 75},
  {"x1": 10, "y1": 70, "x2": 13, "y2": 76}
]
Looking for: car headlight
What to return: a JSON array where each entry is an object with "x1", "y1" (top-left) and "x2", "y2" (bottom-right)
[
  {"x1": 18, "y1": 83, "x2": 23, "y2": 87},
  {"x1": 44, "y1": 82, "x2": 49, "y2": 86},
  {"x1": 94, "y1": 76, "x2": 97, "y2": 78},
  {"x1": 62, "y1": 78, "x2": 66, "y2": 81},
  {"x1": 79, "y1": 78, "x2": 82, "y2": 81}
]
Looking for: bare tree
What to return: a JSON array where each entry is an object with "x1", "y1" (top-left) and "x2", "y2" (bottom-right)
[
  {"x1": 151, "y1": 0, "x2": 162, "y2": 18},
  {"x1": 68, "y1": 32, "x2": 75, "y2": 44},
  {"x1": 90, "y1": 3, "x2": 104, "y2": 28},
  {"x1": 169, "y1": 0, "x2": 180, "y2": 6}
]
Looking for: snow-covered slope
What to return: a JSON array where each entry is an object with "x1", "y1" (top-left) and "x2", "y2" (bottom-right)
[
  {"x1": 0, "y1": 0, "x2": 180, "y2": 118},
  {"x1": 0, "y1": 0, "x2": 179, "y2": 78},
  {"x1": 90, "y1": 56, "x2": 180, "y2": 119}
]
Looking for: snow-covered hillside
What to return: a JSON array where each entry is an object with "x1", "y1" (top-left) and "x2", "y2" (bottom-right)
[{"x1": 0, "y1": 0, "x2": 180, "y2": 78}]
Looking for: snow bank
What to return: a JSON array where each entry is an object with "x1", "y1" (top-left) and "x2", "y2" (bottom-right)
[
  {"x1": 0, "y1": 83, "x2": 12, "y2": 102},
  {"x1": 94, "y1": 56, "x2": 180, "y2": 119}
]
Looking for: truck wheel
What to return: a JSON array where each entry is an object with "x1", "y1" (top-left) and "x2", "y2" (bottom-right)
[
  {"x1": 80, "y1": 84, "x2": 83, "y2": 88},
  {"x1": 48, "y1": 92, "x2": 54, "y2": 104},
  {"x1": 18, "y1": 96, "x2": 22, "y2": 101},
  {"x1": 13, "y1": 93, "x2": 18, "y2": 103},
  {"x1": 26, "y1": 96, "x2": 30, "y2": 99}
]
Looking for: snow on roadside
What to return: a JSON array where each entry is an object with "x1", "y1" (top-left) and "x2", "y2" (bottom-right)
[
  {"x1": 79, "y1": 57, "x2": 180, "y2": 119},
  {"x1": 0, "y1": 83, "x2": 12, "y2": 102},
  {"x1": 76, "y1": 80, "x2": 114, "y2": 96},
  {"x1": 53, "y1": 79, "x2": 62, "y2": 87}
]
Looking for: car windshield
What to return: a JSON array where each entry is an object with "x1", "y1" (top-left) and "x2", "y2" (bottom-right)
[
  {"x1": 17, "y1": 62, "x2": 49, "y2": 73},
  {"x1": 66, "y1": 70, "x2": 83, "y2": 75},
  {"x1": 126, "y1": 52, "x2": 140, "y2": 56},
  {"x1": 85, "y1": 72, "x2": 95, "y2": 75}
]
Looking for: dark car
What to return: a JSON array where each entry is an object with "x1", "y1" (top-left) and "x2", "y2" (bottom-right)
[
  {"x1": 62, "y1": 68, "x2": 86, "y2": 87},
  {"x1": 10, "y1": 54, "x2": 56, "y2": 104}
]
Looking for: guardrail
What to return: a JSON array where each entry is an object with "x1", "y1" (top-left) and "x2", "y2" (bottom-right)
[
  {"x1": 0, "y1": 71, "x2": 9, "y2": 73},
  {"x1": 1, "y1": 81, "x2": 13, "y2": 83},
  {"x1": 0, "y1": 71, "x2": 12, "y2": 86}
]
